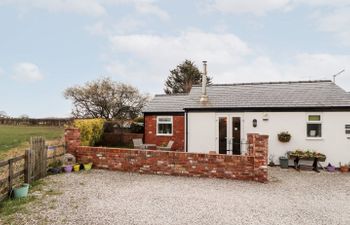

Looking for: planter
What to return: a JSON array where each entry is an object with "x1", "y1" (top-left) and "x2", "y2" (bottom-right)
[
  {"x1": 279, "y1": 157, "x2": 289, "y2": 169},
  {"x1": 340, "y1": 166, "x2": 349, "y2": 173},
  {"x1": 84, "y1": 162, "x2": 93, "y2": 171},
  {"x1": 13, "y1": 183, "x2": 29, "y2": 198},
  {"x1": 73, "y1": 164, "x2": 80, "y2": 172},
  {"x1": 64, "y1": 165, "x2": 73, "y2": 173},
  {"x1": 277, "y1": 132, "x2": 291, "y2": 143},
  {"x1": 326, "y1": 165, "x2": 336, "y2": 172}
]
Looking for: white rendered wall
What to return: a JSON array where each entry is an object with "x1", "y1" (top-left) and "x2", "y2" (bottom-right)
[
  {"x1": 187, "y1": 112, "x2": 216, "y2": 153},
  {"x1": 187, "y1": 111, "x2": 350, "y2": 165}
]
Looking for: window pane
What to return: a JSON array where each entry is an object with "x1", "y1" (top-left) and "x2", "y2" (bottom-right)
[
  {"x1": 307, "y1": 124, "x2": 322, "y2": 137},
  {"x1": 158, "y1": 124, "x2": 172, "y2": 134},
  {"x1": 308, "y1": 115, "x2": 321, "y2": 121}
]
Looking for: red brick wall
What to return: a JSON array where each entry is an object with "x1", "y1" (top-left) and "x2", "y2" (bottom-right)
[
  {"x1": 64, "y1": 128, "x2": 81, "y2": 155},
  {"x1": 66, "y1": 128, "x2": 268, "y2": 182},
  {"x1": 75, "y1": 146, "x2": 256, "y2": 181},
  {"x1": 144, "y1": 114, "x2": 184, "y2": 151}
]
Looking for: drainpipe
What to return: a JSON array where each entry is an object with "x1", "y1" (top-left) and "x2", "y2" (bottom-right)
[{"x1": 200, "y1": 61, "x2": 208, "y2": 103}]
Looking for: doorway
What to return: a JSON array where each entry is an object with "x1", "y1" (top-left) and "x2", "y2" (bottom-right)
[{"x1": 216, "y1": 115, "x2": 242, "y2": 155}]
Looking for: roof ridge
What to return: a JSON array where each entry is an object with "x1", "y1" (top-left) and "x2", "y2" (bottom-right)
[
  {"x1": 155, "y1": 93, "x2": 189, "y2": 97},
  {"x1": 192, "y1": 80, "x2": 332, "y2": 87}
]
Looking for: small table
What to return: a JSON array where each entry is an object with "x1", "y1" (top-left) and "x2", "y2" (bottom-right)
[{"x1": 142, "y1": 144, "x2": 156, "y2": 150}]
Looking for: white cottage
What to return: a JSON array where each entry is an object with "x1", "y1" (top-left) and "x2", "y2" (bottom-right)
[{"x1": 144, "y1": 78, "x2": 350, "y2": 165}]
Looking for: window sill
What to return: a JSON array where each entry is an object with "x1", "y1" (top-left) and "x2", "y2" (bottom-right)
[
  {"x1": 306, "y1": 137, "x2": 323, "y2": 140},
  {"x1": 156, "y1": 134, "x2": 173, "y2": 137}
]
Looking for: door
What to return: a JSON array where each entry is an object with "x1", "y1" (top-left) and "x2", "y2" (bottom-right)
[
  {"x1": 231, "y1": 117, "x2": 241, "y2": 155},
  {"x1": 216, "y1": 115, "x2": 242, "y2": 155}
]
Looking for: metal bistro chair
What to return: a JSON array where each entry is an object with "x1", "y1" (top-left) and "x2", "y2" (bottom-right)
[
  {"x1": 132, "y1": 138, "x2": 144, "y2": 149},
  {"x1": 157, "y1": 140, "x2": 174, "y2": 151}
]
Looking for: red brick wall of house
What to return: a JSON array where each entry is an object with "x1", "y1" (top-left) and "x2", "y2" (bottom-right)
[{"x1": 144, "y1": 114, "x2": 184, "y2": 151}]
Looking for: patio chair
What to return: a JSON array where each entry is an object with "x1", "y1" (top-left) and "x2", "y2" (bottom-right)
[
  {"x1": 132, "y1": 138, "x2": 144, "y2": 149},
  {"x1": 157, "y1": 140, "x2": 174, "y2": 151}
]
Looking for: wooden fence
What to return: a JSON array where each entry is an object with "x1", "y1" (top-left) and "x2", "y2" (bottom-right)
[{"x1": 0, "y1": 137, "x2": 66, "y2": 202}]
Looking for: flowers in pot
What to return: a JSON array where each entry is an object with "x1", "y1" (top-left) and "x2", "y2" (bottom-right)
[
  {"x1": 277, "y1": 131, "x2": 291, "y2": 143},
  {"x1": 339, "y1": 162, "x2": 349, "y2": 173}
]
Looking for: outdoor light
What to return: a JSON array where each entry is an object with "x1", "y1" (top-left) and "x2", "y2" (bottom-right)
[{"x1": 253, "y1": 119, "x2": 257, "y2": 128}]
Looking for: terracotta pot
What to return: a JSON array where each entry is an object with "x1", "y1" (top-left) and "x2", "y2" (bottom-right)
[{"x1": 340, "y1": 166, "x2": 349, "y2": 173}]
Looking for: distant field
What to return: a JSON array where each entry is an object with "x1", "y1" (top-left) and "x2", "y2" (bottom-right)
[{"x1": 0, "y1": 125, "x2": 64, "y2": 155}]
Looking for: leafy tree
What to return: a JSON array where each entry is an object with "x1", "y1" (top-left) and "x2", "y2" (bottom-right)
[
  {"x1": 164, "y1": 59, "x2": 212, "y2": 94},
  {"x1": 64, "y1": 77, "x2": 149, "y2": 123}
]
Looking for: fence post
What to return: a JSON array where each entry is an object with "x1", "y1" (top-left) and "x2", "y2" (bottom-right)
[
  {"x1": 8, "y1": 159, "x2": 13, "y2": 196},
  {"x1": 24, "y1": 149, "x2": 31, "y2": 184}
]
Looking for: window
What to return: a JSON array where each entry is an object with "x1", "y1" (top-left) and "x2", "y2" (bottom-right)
[
  {"x1": 307, "y1": 115, "x2": 322, "y2": 138},
  {"x1": 157, "y1": 116, "x2": 173, "y2": 135},
  {"x1": 346, "y1": 125, "x2": 350, "y2": 135}
]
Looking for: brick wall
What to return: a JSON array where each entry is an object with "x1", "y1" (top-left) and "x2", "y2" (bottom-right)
[
  {"x1": 144, "y1": 114, "x2": 184, "y2": 151},
  {"x1": 67, "y1": 128, "x2": 268, "y2": 182},
  {"x1": 65, "y1": 128, "x2": 81, "y2": 155}
]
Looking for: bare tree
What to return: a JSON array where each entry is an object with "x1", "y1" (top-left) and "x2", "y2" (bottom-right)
[
  {"x1": 64, "y1": 77, "x2": 149, "y2": 122},
  {"x1": 0, "y1": 111, "x2": 8, "y2": 118}
]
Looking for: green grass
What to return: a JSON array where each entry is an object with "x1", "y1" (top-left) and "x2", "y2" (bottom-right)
[{"x1": 0, "y1": 125, "x2": 64, "y2": 154}]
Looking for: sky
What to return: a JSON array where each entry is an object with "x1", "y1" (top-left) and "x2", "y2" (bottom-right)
[{"x1": 0, "y1": 0, "x2": 350, "y2": 118}]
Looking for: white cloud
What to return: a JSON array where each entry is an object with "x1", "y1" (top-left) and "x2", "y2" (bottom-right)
[
  {"x1": 0, "y1": 0, "x2": 169, "y2": 19},
  {"x1": 313, "y1": 7, "x2": 350, "y2": 46},
  {"x1": 12, "y1": 62, "x2": 44, "y2": 82},
  {"x1": 104, "y1": 30, "x2": 350, "y2": 92},
  {"x1": 0, "y1": 0, "x2": 106, "y2": 16},
  {"x1": 206, "y1": 0, "x2": 292, "y2": 15}
]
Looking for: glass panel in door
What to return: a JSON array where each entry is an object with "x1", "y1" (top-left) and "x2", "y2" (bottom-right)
[
  {"x1": 218, "y1": 117, "x2": 227, "y2": 154},
  {"x1": 231, "y1": 117, "x2": 241, "y2": 155}
]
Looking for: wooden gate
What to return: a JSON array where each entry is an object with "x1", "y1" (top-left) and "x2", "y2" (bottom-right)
[{"x1": 27, "y1": 137, "x2": 47, "y2": 182}]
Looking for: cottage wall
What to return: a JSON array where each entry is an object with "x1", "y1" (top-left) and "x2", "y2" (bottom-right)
[
  {"x1": 187, "y1": 111, "x2": 350, "y2": 165},
  {"x1": 144, "y1": 114, "x2": 185, "y2": 151}
]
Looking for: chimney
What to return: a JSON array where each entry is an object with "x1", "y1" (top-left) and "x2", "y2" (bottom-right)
[{"x1": 200, "y1": 60, "x2": 208, "y2": 103}]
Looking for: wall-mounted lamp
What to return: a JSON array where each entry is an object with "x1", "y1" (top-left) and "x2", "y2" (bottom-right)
[{"x1": 253, "y1": 119, "x2": 257, "y2": 128}]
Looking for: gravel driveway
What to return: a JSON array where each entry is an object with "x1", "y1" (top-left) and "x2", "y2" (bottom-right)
[{"x1": 3, "y1": 168, "x2": 350, "y2": 225}]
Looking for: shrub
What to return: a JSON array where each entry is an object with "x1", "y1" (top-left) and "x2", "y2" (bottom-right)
[{"x1": 73, "y1": 118, "x2": 105, "y2": 146}]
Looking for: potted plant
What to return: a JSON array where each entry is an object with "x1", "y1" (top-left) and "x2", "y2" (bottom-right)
[
  {"x1": 73, "y1": 164, "x2": 81, "y2": 172},
  {"x1": 13, "y1": 183, "x2": 29, "y2": 199},
  {"x1": 48, "y1": 160, "x2": 63, "y2": 174},
  {"x1": 326, "y1": 163, "x2": 336, "y2": 172},
  {"x1": 279, "y1": 156, "x2": 289, "y2": 169},
  {"x1": 64, "y1": 164, "x2": 73, "y2": 173},
  {"x1": 339, "y1": 162, "x2": 349, "y2": 173},
  {"x1": 278, "y1": 132, "x2": 291, "y2": 143},
  {"x1": 82, "y1": 159, "x2": 93, "y2": 171}
]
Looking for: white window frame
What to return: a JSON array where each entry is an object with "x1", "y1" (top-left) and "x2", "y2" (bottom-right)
[
  {"x1": 156, "y1": 116, "x2": 173, "y2": 136},
  {"x1": 306, "y1": 114, "x2": 322, "y2": 139}
]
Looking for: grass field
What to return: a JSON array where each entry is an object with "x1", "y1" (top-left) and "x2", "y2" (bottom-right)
[{"x1": 0, "y1": 125, "x2": 64, "y2": 157}]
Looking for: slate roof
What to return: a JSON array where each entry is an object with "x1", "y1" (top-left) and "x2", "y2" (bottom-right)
[
  {"x1": 143, "y1": 93, "x2": 188, "y2": 113},
  {"x1": 143, "y1": 80, "x2": 350, "y2": 113},
  {"x1": 185, "y1": 80, "x2": 350, "y2": 109}
]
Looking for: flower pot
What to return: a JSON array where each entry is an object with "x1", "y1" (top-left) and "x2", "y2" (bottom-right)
[
  {"x1": 340, "y1": 166, "x2": 349, "y2": 173},
  {"x1": 64, "y1": 165, "x2": 73, "y2": 173},
  {"x1": 279, "y1": 158, "x2": 289, "y2": 169},
  {"x1": 13, "y1": 183, "x2": 29, "y2": 199},
  {"x1": 326, "y1": 165, "x2": 336, "y2": 172},
  {"x1": 73, "y1": 164, "x2": 80, "y2": 172},
  {"x1": 84, "y1": 162, "x2": 93, "y2": 171}
]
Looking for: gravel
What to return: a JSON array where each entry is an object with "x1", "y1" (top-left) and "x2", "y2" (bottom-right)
[{"x1": 5, "y1": 168, "x2": 350, "y2": 225}]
